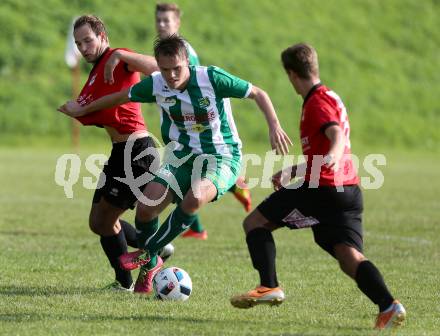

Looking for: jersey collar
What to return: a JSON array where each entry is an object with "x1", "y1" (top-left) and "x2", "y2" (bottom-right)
[
  {"x1": 303, "y1": 82, "x2": 322, "y2": 106},
  {"x1": 90, "y1": 47, "x2": 111, "y2": 73}
]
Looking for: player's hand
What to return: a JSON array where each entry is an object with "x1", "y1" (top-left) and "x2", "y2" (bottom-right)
[
  {"x1": 323, "y1": 153, "x2": 340, "y2": 172},
  {"x1": 271, "y1": 167, "x2": 294, "y2": 191},
  {"x1": 104, "y1": 51, "x2": 121, "y2": 85},
  {"x1": 271, "y1": 170, "x2": 283, "y2": 191},
  {"x1": 57, "y1": 101, "x2": 83, "y2": 117},
  {"x1": 269, "y1": 126, "x2": 292, "y2": 155}
]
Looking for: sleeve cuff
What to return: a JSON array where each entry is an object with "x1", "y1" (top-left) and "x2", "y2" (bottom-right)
[
  {"x1": 320, "y1": 121, "x2": 339, "y2": 133},
  {"x1": 123, "y1": 62, "x2": 131, "y2": 73},
  {"x1": 128, "y1": 85, "x2": 134, "y2": 101},
  {"x1": 244, "y1": 83, "x2": 253, "y2": 98}
]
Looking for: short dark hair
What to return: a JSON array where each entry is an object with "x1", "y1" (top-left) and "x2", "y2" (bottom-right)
[
  {"x1": 74, "y1": 15, "x2": 107, "y2": 38},
  {"x1": 281, "y1": 43, "x2": 319, "y2": 79},
  {"x1": 154, "y1": 34, "x2": 188, "y2": 60},
  {"x1": 155, "y1": 3, "x2": 181, "y2": 18}
]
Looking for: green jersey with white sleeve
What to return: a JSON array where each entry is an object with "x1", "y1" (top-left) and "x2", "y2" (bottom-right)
[{"x1": 129, "y1": 65, "x2": 252, "y2": 160}]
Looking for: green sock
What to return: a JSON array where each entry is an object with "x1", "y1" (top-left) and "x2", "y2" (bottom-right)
[
  {"x1": 146, "y1": 255, "x2": 157, "y2": 269},
  {"x1": 146, "y1": 205, "x2": 197, "y2": 255},
  {"x1": 189, "y1": 214, "x2": 204, "y2": 233},
  {"x1": 135, "y1": 217, "x2": 158, "y2": 249},
  {"x1": 228, "y1": 183, "x2": 237, "y2": 193}
]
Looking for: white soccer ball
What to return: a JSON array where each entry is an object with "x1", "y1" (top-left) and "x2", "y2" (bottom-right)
[
  {"x1": 153, "y1": 267, "x2": 192, "y2": 301},
  {"x1": 159, "y1": 243, "x2": 174, "y2": 262}
]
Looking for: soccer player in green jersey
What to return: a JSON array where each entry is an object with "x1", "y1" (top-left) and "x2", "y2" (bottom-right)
[
  {"x1": 155, "y1": 3, "x2": 200, "y2": 66},
  {"x1": 59, "y1": 35, "x2": 292, "y2": 294},
  {"x1": 154, "y1": 2, "x2": 252, "y2": 240}
]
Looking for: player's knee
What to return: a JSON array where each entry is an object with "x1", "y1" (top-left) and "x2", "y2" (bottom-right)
[
  {"x1": 334, "y1": 244, "x2": 365, "y2": 277},
  {"x1": 242, "y1": 215, "x2": 254, "y2": 233},
  {"x1": 89, "y1": 215, "x2": 103, "y2": 235},
  {"x1": 335, "y1": 244, "x2": 364, "y2": 260},
  {"x1": 181, "y1": 194, "x2": 203, "y2": 214},
  {"x1": 136, "y1": 203, "x2": 159, "y2": 222},
  {"x1": 243, "y1": 211, "x2": 268, "y2": 234},
  {"x1": 89, "y1": 213, "x2": 119, "y2": 235}
]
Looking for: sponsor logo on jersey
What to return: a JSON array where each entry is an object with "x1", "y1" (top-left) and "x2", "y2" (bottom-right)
[
  {"x1": 191, "y1": 124, "x2": 207, "y2": 133},
  {"x1": 163, "y1": 97, "x2": 177, "y2": 106},
  {"x1": 301, "y1": 136, "x2": 310, "y2": 152},
  {"x1": 77, "y1": 93, "x2": 93, "y2": 106},
  {"x1": 171, "y1": 111, "x2": 216, "y2": 124},
  {"x1": 177, "y1": 123, "x2": 209, "y2": 133},
  {"x1": 181, "y1": 113, "x2": 197, "y2": 122},
  {"x1": 88, "y1": 74, "x2": 97, "y2": 86},
  {"x1": 109, "y1": 187, "x2": 119, "y2": 197},
  {"x1": 198, "y1": 97, "x2": 210, "y2": 108}
]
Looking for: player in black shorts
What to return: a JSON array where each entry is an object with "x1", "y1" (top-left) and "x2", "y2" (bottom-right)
[
  {"x1": 58, "y1": 16, "x2": 172, "y2": 292},
  {"x1": 93, "y1": 137, "x2": 157, "y2": 211},
  {"x1": 257, "y1": 182, "x2": 364, "y2": 256},
  {"x1": 230, "y1": 43, "x2": 406, "y2": 330}
]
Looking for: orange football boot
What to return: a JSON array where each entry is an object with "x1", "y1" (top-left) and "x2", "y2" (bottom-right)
[
  {"x1": 181, "y1": 229, "x2": 208, "y2": 240},
  {"x1": 230, "y1": 286, "x2": 285, "y2": 309},
  {"x1": 231, "y1": 176, "x2": 252, "y2": 212},
  {"x1": 375, "y1": 300, "x2": 406, "y2": 329}
]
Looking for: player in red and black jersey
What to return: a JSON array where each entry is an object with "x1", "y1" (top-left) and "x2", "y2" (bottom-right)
[
  {"x1": 231, "y1": 43, "x2": 406, "y2": 330},
  {"x1": 58, "y1": 15, "x2": 160, "y2": 291}
]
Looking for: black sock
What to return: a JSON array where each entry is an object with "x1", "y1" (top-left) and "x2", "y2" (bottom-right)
[
  {"x1": 246, "y1": 228, "x2": 278, "y2": 288},
  {"x1": 355, "y1": 260, "x2": 394, "y2": 311},
  {"x1": 100, "y1": 230, "x2": 133, "y2": 289},
  {"x1": 120, "y1": 220, "x2": 138, "y2": 248}
]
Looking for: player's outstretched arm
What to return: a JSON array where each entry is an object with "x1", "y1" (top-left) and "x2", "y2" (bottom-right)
[
  {"x1": 57, "y1": 89, "x2": 131, "y2": 118},
  {"x1": 247, "y1": 85, "x2": 292, "y2": 155},
  {"x1": 104, "y1": 50, "x2": 158, "y2": 84}
]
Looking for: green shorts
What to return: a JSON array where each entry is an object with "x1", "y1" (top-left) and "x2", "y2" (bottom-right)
[{"x1": 153, "y1": 151, "x2": 240, "y2": 202}]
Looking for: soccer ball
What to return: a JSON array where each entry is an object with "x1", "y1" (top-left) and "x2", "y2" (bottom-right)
[
  {"x1": 153, "y1": 267, "x2": 192, "y2": 301},
  {"x1": 159, "y1": 243, "x2": 174, "y2": 262}
]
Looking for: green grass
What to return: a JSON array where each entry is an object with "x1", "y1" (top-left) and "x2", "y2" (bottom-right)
[
  {"x1": 0, "y1": 147, "x2": 439, "y2": 335},
  {"x1": 0, "y1": 0, "x2": 439, "y2": 150}
]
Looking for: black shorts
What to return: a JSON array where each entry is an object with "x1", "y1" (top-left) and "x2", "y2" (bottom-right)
[
  {"x1": 257, "y1": 182, "x2": 363, "y2": 257},
  {"x1": 93, "y1": 136, "x2": 158, "y2": 210}
]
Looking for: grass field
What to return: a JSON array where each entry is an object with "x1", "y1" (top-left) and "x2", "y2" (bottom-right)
[{"x1": 0, "y1": 147, "x2": 439, "y2": 335}]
